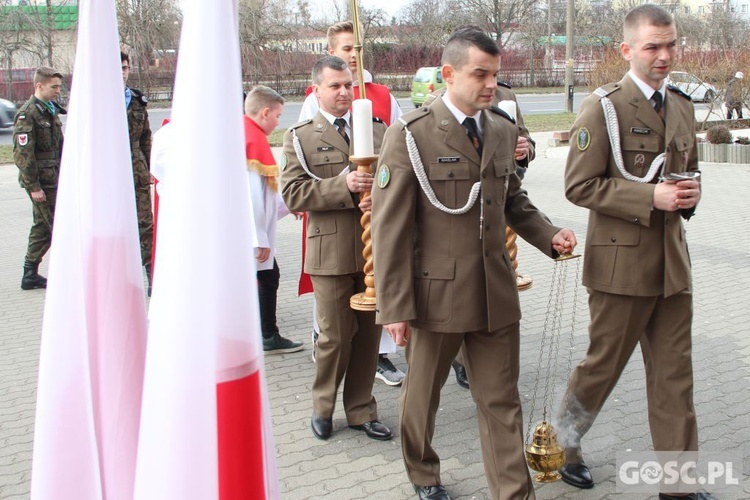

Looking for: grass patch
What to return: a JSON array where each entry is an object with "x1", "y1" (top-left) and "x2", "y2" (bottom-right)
[
  {"x1": 1, "y1": 113, "x2": 576, "y2": 164},
  {"x1": 524, "y1": 112, "x2": 577, "y2": 133},
  {"x1": 267, "y1": 112, "x2": 577, "y2": 147},
  {"x1": 269, "y1": 129, "x2": 285, "y2": 147},
  {"x1": 0, "y1": 145, "x2": 13, "y2": 165}
]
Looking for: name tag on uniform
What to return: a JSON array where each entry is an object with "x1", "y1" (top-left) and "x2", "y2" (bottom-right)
[
  {"x1": 437, "y1": 156, "x2": 461, "y2": 163},
  {"x1": 630, "y1": 127, "x2": 651, "y2": 135},
  {"x1": 317, "y1": 146, "x2": 334, "y2": 152}
]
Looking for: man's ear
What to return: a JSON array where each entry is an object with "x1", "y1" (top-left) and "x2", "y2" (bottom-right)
[
  {"x1": 442, "y1": 65, "x2": 453, "y2": 83},
  {"x1": 620, "y1": 41, "x2": 632, "y2": 61}
]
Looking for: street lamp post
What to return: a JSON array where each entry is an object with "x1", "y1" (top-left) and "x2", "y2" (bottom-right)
[{"x1": 564, "y1": 0, "x2": 574, "y2": 113}]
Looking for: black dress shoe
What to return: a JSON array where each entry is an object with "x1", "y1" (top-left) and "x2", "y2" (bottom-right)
[
  {"x1": 348, "y1": 420, "x2": 393, "y2": 440},
  {"x1": 414, "y1": 484, "x2": 451, "y2": 500},
  {"x1": 659, "y1": 492, "x2": 717, "y2": 500},
  {"x1": 559, "y1": 462, "x2": 594, "y2": 489},
  {"x1": 311, "y1": 413, "x2": 332, "y2": 440},
  {"x1": 451, "y1": 361, "x2": 469, "y2": 389}
]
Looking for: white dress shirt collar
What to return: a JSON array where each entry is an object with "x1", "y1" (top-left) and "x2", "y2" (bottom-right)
[
  {"x1": 319, "y1": 109, "x2": 351, "y2": 136},
  {"x1": 443, "y1": 92, "x2": 483, "y2": 134},
  {"x1": 628, "y1": 70, "x2": 666, "y2": 103}
]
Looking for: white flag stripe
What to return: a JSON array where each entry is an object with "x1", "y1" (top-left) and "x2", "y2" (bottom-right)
[
  {"x1": 30, "y1": 0, "x2": 148, "y2": 499},
  {"x1": 135, "y1": 0, "x2": 278, "y2": 497}
]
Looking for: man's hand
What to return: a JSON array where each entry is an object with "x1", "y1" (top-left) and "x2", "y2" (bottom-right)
[
  {"x1": 552, "y1": 228, "x2": 577, "y2": 256},
  {"x1": 515, "y1": 136, "x2": 530, "y2": 160},
  {"x1": 654, "y1": 179, "x2": 700, "y2": 211},
  {"x1": 256, "y1": 247, "x2": 271, "y2": 263},
  {"x1": 346, "y1": 170, "x2": 373, "y2": 193},
  {"x1": 674, "y1": 179, "x2": 700, "y2": 210},
  {"x1": 358, "y1": 195, "x2": 372, "y2": 213},
  {"x1": 30, "y1": 189, "x2": 46, "y2": 203},
  {"x1": 385, "y1": 321, "x2": 411, "y2": 347}
]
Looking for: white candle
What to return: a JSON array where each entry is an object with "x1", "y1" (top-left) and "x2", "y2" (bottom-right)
[
  {"x1": 497, "y1": 100, "x2": 517, "y2": 122},
  {"x1": 352, "y1": 98, "x2": 374, "y2": 157}
]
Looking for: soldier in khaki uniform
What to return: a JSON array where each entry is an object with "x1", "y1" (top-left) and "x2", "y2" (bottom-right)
[
  {"x1": 371, "y1": 27, "x2": 577, "y2": 500},
  {"x1": 280, "y1": 56, "x2": 392, "y2": 442},
  {"x1": 121, "y1": 52, "x2": 154, "y2": 293},
  {"x1": 554, "y1": 7, "x2": 712, "y2": 500},
  {"x1": 14, "y1": 67, "x2": 65, "y2": 290},
  {"x1": 428, "y1": 83, "x2": 535, "y2": 389}
]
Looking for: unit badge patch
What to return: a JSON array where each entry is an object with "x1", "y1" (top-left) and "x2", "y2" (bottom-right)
[
  {"x1": 576, "y1": 126, "x2": 591, "y2": 151},
  {"x1": 18, "y1": 134, "x2": 28, "y2": 147},
  {"x1": 377, "y1": 164, "x2": 391, "y2": 189},
  {"x1": 634, "y1": 153, "x2": 645, "y2": 169}
]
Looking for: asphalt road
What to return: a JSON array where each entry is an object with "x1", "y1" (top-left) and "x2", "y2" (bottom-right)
[{"x1": 0, "y1": 93, "x2": 725, "y2": 146}]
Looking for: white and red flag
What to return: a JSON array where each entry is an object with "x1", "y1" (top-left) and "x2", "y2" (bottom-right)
[
  {"x1": 30, "y1": 0, "x2": 148, "y2": 499},
  {"x1": 134, "y1": 0, "x2": 279, "y2": 498}
]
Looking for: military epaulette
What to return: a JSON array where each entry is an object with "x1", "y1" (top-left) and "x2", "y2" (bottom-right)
[
  {"x1": 131, "y1": 88, "x2": 148, "y2": 106},
  {"x1": 497, "y1": 80, "x2": 512, "y2": 89},
  {"x1": 489, "y1": 106, "x2": 515, "y2": 124},
  {"x1": 396, "y1": 106, "x2": 431, "y2": 128},
  {"x1": 667, "y1": 84, "x2": 692, "y2": 101},
  {"x1": 592, "y1": 83, "x2": 621, "y2": 100},
  {"x1": 289, "y1": 118, "x2": 312, "y2": 130},
  {"x1": 15, "y1": 101, "x2": 31, "y2": 119}
]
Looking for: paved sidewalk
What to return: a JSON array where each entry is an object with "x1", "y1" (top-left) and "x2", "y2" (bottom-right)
[{"x1": 1, "y1": 131, "x2": 749, "y2": 499}]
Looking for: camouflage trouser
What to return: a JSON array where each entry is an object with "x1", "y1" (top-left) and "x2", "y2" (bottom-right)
[
  {"x1": 25, "y1": 188, "x2": 57, "y2": 264},
  {"x1": 136, "y1": 184, "x2": 153, "y2": 267}
]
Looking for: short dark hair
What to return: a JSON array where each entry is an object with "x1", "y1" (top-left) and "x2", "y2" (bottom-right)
[
  {"x1": 34, "y1": 66, "x2": 63, "y2": 85},
  {"x1": 623, "y1": 4, "x2": 674, "y2": 43},
  {"x1": 442, "y1": 26, "x2": 499, "y2": 69},
  {"x1": 120, "y1": 51, "x2": 130, "y2": 64},
  {"x1": 311, "y1": 55, "x2": 349, "y2": 85}
]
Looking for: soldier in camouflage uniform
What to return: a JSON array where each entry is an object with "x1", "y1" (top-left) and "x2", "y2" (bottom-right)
[
  {"x1": 14, "y1": 67, "x2": 65, "y2": 290},
  {"x1": 121, "y1": 52, "x2": 154, "y2": 294}
]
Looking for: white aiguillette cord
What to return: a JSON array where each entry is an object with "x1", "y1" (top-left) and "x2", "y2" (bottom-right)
[
  {"x1": 594, "y1": 87, "x2": 666, "y2": 183},
  {"x1": 401, "y1": 120, "x2": 485, "y2": 238},
  {"x1": 292, "y1": 129, "x2": 350, "y2": 181}
]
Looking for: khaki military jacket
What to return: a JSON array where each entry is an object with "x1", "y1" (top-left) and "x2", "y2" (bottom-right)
[
  {"x1": 280, "y1": 111, "x2": 387, "y2": 276},
  {"x1": 371, "y1": 97, "x2": 560, "y2": 333},
  {"x1": 127, "y1": 88, "x2": 152, "y2": 188},
  {"x1": 13, "y1": 96, "x2": 65, "y2": 192},
  {"x1": 565, "y1": 75, "x2": 699, "y2": 297},
  {"x1": 427, "y1": 84, "x2": 535, "y2": 167}
]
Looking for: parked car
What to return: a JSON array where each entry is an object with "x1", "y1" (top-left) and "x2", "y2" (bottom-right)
[
  {"x1": 0, "y1": 98, "x2": 17, "y2": 129},
  {"x1": 667, "y1": 71, "x2": 717, "y2": 102},
  {"x1": 410, "y1": 67, "x2": 445, "y2": 107}
]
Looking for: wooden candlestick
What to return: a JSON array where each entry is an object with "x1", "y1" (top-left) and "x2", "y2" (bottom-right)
[{"x1": 350, "y1": 154, "x2": 378, "y2": 312}]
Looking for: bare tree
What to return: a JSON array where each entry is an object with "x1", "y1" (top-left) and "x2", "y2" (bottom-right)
[
  {"x1": 117, "y1": 0, "x2": 181, "y2": 90},
  {"x1": 395, "y1": 0, "x2": 471, "y2": 47},
  {"x1": 0, "y1": 0, "x2": 46, "y2": 101},
  {"x1": 463, "y1": 0, "x2": 537, "y2": 49},
  {"x1": 238, "y1": 0, "x2": 298, "y2": 80}
]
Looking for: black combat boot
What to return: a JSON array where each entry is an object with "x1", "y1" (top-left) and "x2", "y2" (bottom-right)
[
  {"x1": 21, "y1": 261, "x2": 47, "y2": 290},
  {"x1": 145, "y1": 264, "x2": 152, "y2": 297}
]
